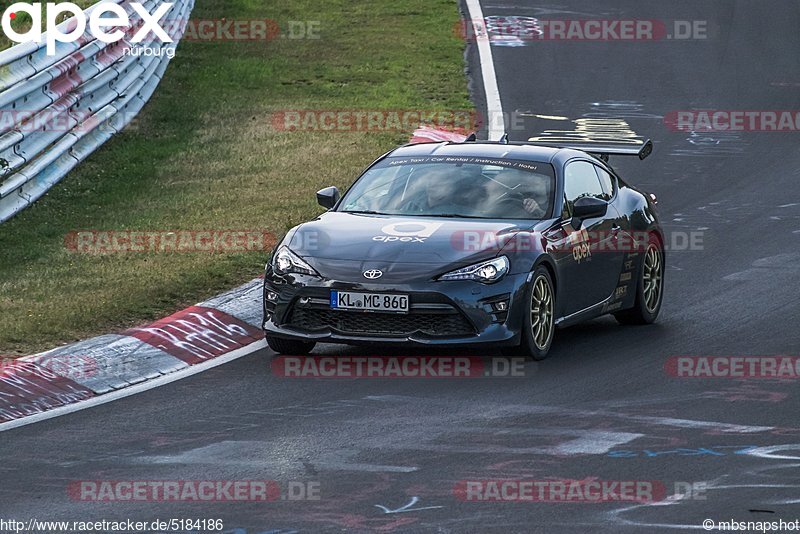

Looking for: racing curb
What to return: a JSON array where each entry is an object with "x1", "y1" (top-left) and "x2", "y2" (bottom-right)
[
  {"x1": 0, "y1": 278, "x2": 265, "y2": 426},
  {"x1": 0, "y1": 126, "x2": 467, "y2": 428},
  {"x1": 410, "y1": 125, "x2": 468, "y2": 144}
]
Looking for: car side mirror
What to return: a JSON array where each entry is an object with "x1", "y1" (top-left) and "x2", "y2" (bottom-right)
[
  {"x1": 571, "y1": 197, "x2": 608, "y2": 227},
  {"x1": 316, "y1": 186, "x2": 340, "y2": 209}
]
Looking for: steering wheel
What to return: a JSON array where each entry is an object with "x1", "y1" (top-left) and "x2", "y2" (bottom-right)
[{"x1": 494, "y1": 192, "x2": 530, "y2": 217}]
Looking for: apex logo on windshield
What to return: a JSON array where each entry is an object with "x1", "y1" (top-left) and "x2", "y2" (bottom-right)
[
  {"x1": 372, "y1": 222, "x2": 443, "y2": 244},
  {"x1": 2, "y1": 2, "x2": 174, "y2": 55}
]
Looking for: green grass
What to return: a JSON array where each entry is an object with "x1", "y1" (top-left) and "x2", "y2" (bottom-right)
[{"x1": 0, "y1": 0, "x2": 471, "y2": 354}]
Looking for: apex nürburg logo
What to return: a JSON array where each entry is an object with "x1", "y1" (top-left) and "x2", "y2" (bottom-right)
[{"x1": 1, "y1": 2, "x2": 174, "y2": 55}]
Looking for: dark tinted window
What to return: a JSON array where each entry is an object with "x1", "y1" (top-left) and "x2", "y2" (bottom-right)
[
  {"x1": 563, "y1": 161, "x2": 605, "y2": 217},
  {"x1": 339, "y1": 156, "x2": 555, "y2": 220},
  {"x1": 594, "y1": 166, "x2": 614, "y2": 200}
]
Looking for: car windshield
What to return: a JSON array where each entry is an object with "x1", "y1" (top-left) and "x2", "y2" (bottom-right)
[{"x1": 338, "y1": 156, "x2": 555, "y2": 219}]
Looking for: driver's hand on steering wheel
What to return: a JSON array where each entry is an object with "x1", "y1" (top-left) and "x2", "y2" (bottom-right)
[{"x1": 523, "y1": 198, "x2": 542, "y2": 215}]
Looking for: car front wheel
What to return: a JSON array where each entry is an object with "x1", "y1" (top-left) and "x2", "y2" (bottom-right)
[{"x1": 503, "y1": 266, "x2": 556, "y2": 360}]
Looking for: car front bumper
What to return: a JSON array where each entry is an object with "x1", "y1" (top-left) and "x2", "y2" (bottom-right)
[{"x1": 262, "y1": 271, "x2": 531, "y2": 347}]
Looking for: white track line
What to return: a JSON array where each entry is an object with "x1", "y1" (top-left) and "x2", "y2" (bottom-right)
[
  {"x1": 0, "y1": 339, "x2": 268, "y2": 433},
  {"x1": 465, "y1": 0, "x2": 505, "y2": 140}
]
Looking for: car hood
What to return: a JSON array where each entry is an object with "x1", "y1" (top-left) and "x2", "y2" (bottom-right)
[{"x1": 286, "y1": 212, "x2": 534, "y2": 267}]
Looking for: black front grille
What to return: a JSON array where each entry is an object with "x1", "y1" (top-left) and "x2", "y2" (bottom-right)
[{"x1": 287, "y1": 307, "x2": 474, "y2": 337}]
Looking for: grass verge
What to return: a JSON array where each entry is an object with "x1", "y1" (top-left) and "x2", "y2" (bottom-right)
[{"x1": 0, "y1": 0, "x2": 471, "y2": 354}]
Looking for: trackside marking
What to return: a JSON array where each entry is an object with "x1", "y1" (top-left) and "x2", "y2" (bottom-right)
[
  {"x1": 0, "y1": 340, "x2": 267, "y2": 433},
  {"x1": 0, "y1": 362, "x2": 96, "y2": 422},
  {"x1": 465, "y1": 0, "x2": 505, "y2": 140},
  {"x1": 128, "y1": 306, "x2": 263, "y2": 364}
]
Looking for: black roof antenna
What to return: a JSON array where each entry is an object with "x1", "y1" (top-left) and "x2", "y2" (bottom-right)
[
  {"x1": 499, "y1": 133, "x2": 509, "y2": 144},
  {"x1": 465, "y1": 132, "x2": 478, "y2": 142}
]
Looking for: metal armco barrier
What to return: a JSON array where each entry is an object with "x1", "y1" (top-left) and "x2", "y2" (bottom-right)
[{"x1": 0, "y1": 0, "x2": 195, "y2": 223}]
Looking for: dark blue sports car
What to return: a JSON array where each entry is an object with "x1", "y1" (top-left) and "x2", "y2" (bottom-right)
[{"x1": 263, "y1": 138, "x2": 664, "y2": 359}]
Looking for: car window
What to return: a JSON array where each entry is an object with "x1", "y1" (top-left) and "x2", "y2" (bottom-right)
[
  {"x1": 594, "y1": 166, "x2": 615, "y2": 200},
  {"x1": 339, "y1": 156, "x2": 555, "y2": 220},
  {"x1": 563, "y1": 160, "x2": 605, "y2": 218}
]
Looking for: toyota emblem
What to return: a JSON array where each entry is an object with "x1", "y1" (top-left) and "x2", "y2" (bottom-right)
[{"x1": 363, "y1": 269, "x2": 383, "y2": 280}]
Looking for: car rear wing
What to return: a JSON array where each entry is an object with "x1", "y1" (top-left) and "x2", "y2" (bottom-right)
[
  {"x1": 527, "y1": 139, "x2": 654, "y2": 161},
  {"x1": 464, "y1": 133, "x2": 653, "y2": 161}
]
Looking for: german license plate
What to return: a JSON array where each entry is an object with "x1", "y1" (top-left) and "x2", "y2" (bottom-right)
[{"x1": 330, "y1": 291, "x2": 409, "y2": 313}]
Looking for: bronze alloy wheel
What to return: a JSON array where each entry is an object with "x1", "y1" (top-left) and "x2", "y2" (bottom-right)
[
  {"x1": 643, "y1": 244, "x2": 663, "y2": 313},
  {"x1": 531, "y1": 274, "x2": 554, "y2": 350}
]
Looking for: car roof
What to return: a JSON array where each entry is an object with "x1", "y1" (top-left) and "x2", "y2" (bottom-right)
[{"x1": 387, "y1": 141, "x2": 597, "y2": 166}]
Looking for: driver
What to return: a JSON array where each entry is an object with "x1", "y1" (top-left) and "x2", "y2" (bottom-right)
[
  {"x1": 402, "y1": 166, "x2": 548, "y2": 218},
  {"x1": 485, "y1": 169, "x2": 548, "y2": 217},
  {"x1": 519, "y1": 177, "x2": 549, "y2": 217}
]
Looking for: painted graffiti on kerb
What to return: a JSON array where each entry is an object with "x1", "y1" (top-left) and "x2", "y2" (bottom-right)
[
  {"x1": 0, "y1": 361, "x2": 94, "y2": 422},
  {"x1": 129, "y1": 306, "x2": 262, "y2": 364}
]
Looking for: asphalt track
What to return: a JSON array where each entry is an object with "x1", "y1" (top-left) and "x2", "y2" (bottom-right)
[{"x1": 2, "y1": 1, "x2": 800, "y2": 532}]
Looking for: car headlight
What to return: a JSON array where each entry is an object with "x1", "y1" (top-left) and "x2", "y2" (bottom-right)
[
  {"x1": 439, "y1": 256, "x2": 509, "y2": 283},
  {"x1": 271, "y1": 246, "x2": 319, "y2": 276}
]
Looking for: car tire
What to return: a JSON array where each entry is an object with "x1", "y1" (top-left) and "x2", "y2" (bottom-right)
[
  {"x1": 614, "y1": 237, "x2": 664, "y2": 325},
  {"x1": 503, "y1": 266, "x2": 556, "y2": 361},
  {"x1": 266, "y1": 336, "x2": 316, "y2": 355}
]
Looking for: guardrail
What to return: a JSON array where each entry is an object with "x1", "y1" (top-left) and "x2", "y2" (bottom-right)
[{"x1": 0, "y1": 0, "x2": 195, "y2": 223}]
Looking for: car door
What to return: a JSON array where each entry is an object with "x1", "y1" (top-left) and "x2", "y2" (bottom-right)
[
  {"x1": 559, "y1": 160, "x2": 623, "y2": 314},
  {"x1": 593, "y1": 163, "x2": 629, "y2": 300}
]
